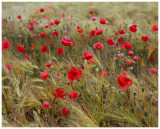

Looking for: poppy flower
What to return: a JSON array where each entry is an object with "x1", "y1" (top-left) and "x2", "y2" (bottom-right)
[
  {"x1": 41, "y1": 45, "x2": 47, "y2": 53},
  {"x1": 100, "y1": 71, "x2": 108, "y2": 78},
  {"x1": 43, "y1": 101, "x2": 50, "y2": 109},
  {"x1": 52, "y1": 31, "x2": 58, "y2": 37},
  {"x1": 28, "y1": 25, "x2": 34, "y2": 31},
  {"x1": 61, "y1": 37, "x2": 72, "y2": 46},
  {"x1": 63, "y1": 108, "x2": 69, "y2": 115},
  {"x1": 39, "y1": 32, "x2": 46, "y2": 38},
  {"x1": 118, "y1": 53, "x2": 124, "y2": 58},
  {"x1": 82, "y1": 51, "x2": 93, "y2": 60},
  {"x1": 117, "y1": 75, "x2": 133, "y2": 91},
  {"x1": 89, "y1": 10, "x2": 94, "y2": 14},
  {"x1": 54, "y1": 10, "x2": 57, "y2": 13},
  {"x1": 115, "y1": 32, "x2": 119, "y2": 35},
  {"x1": 77, "y1": 28, "x2": 83, "y2": 33},
  {"x1": 107, "y1": 39, "x2": 114, "y2": 46},
  {"x1": 54, "y1": 20, "x2": 60, "y2": 25},
  {"x1": 45, "y1": 62, "x2": 52, "y2": 67},
  {"x1": 40, "y1": 8, "x2": 45, "y2": 12},
  {"x1": 125, "y1": 42, "x2": 132, "y2": 49},
  {"x1": 152, "y1": 25, "x2": 158, "y2": 31},
  {"x1": 81, "y1": 63, "x2": 85, "y2": 70},
  {"x1": 141, "y1": 36, "x2": 149, "y2": 41},
  {"x1": 122, "y1": 70, "x2": 127, "y2": 75},
  {"x1": 128, "y1": 51, "x2": 133, "y2": 56},
  {"x1": 69, "y1": 91, "x2": 79, "y2": 99},
  {"x1": 129, "y1": 25, "x2": 137, "y2": 33},
  {"x1": 95, "y1": 28, "x2": 103, "y2": 36},
  {"x1": 61, "y1": 13, "x2": 66, "y2": 18},
  {"x1": 32, "y1": 45, "x2": 36, "y2": 49},
  {"x1": 53, "y1": 88, "x2": 66, "y2": 101},
  {"x1": 92, "y1": 17, "x2": 96, "y2": 21},
  {"x1": 41, "y1": 71, "x2": 49, "y2": 80},
  {"x1": 77, "y1": 25, "x2": 80, "y2": 29},
  {"x1": 45, "y1": 24, "x2": 49, "y2": 28},
  {"x1": 133, "y1": 56, "x2": 138, "y2": 62},
  {"x1": 119, "y1": 29, "x2": 125, "y2": 34},
  {"x1": 17, "y1": 15, "x2": 21, "y2": 19},
  {"x1": 24, "y1": 53, "x2": 29, "y2": 60},
  {"x1": 119, "y1": 45, "x2": 125, "y2": 50},
  {"x1": 81, "y1": 34, "x2": 84, "y2": 37},
  {"x1": 5, "y1": 64, "x2": 12, "y2": 71},
  {"x1": 57, "y1": 47, "x2": 64, "y2": 54},
  {"x1": 99, "y1": 18, "x2": 106, "y2": 24},
  {"x1": 88, "y1": 58, "x2": 96, "y2": 65},
  {"x1": 150, "y1": 68, "x2": 156, "y2": 74},
  {"x1": 17, "y1": 45, "x2": 26, "y2": 52},
  {"x1": 67, "y1": 67, "x2": 82, "y2": 82},
  {"x1": 149, "y1": 56, "x2": 154, "y2": 62},
  {"x1": 155, "y1": 101, "x2": 158, "y2": 106},
  {"x1": 49, "y1": 20, "x2": 54, "y2": 26},
  {"x1": 90, "y1": 30, "x2": 96, "y2": 38},
  {"x1": 126, "y1": 60, "x2": 131, "y2": 66},
  {"x1": 71, "y1": 41, "x2": 75, "y2": 46},
  {"x1": 2, "y1": 41, "x2": 11, "y2": 50},
  {"x1": 93, "y1": 43, "x2": 104, "y2": 50},
  {"x1": 118, "y1": 37, "x2": 123, "y2": 44},
  {"x1": 32, "y1": 34, "x2": 36, "y2": 38}
]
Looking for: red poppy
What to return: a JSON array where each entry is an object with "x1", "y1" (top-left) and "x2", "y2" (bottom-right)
[
  {"x1": 122, "y1": 70, "x2": 127, "y2": 75},
  {"x1": 40, "y1": 71, "x2": 49, "y2": 80},
  {"x1": 93, "y1": 43, "x2": 104, "y2": 50},
  {"x1": 119, "y1": 29, "x2": 125, "y2": 34},
  {"x1": 126, "y1": 60, "x2": 131, "y2": 66},
  {"x1": 152, "y1": 25, "x2": 158, "y2": 31},
  {"x1": 81, "y1": 34, "x2": 84, "y2": 37},
  {"x1": 63, "y1": 108, "x2": 69, "y2": 115},
  {"x1": 43, "y1": 101, "x2": 50, "y2": 109},
  {"x1": 2, "y1": 41, "x2": 11, "y2": 50},
  {"x1": 49, "y1": 20, "x2": 54, "y2": 26},
  {"x1": 24, "y1": 53, "x2": 29, "y2": 60},
  {"x1": 99, "y1": 18, "x2": 106, "y2": 24},
  {"x1": 133, "y1": 56, "x2": 138, "y2": 63},
  {"x1": 69, "y1": 91, "x2": 79, "y2": 99},
  {"x1": 77, "y1": 28, "x2": 83, "y2": 33},
  {"x1": 95, "y1": 28, "x2": 103, "y2": 36},
  {"x1": 149, "y1": 56, "x2": 154, "y2": 62},
  {"x1": 141, "y1": 36, "x2": 149, "y2": 41},
  {"x1": 39, "y1": 32, "x2": 46, "y2": 38},
  {"x1": 17, "y1": 15, "x2": 21, "y2": 19},
  {"x1": 32, "y1": 45, "x2": 36, "y2": 49},
  {"x1": 54, "y1": 20, "x2": 60, "y2": 25},
  {"x1": 155, "y1": 101, "x2": 158, "y2": 106},
  {"x1": 71, "y1": 41, "x2": 75, "y2": 46},
  {"x1": 88, "y1": 58, "x2": 96, "y2": 65},
  {"x1": 92, "y1": 17, "x2": 96, "y2": 21},
  {"x1": 118, "y1": 37, "x2": 123, "y2": 44},
  {"x1": 129, "y1": 25, "x2": 137, "y2": 33},
  {"x1": 119, "y1": 45, "x2": 125, "y2": 50},
  {"x1": 107, "y1": 39, "x2": 114, "y2": 46},
  {"x1": 54, "y1": 10, "x2": 57, "y2": 13},
  {"x1": 67, "y1": 67, "x2": 82, "y2": 82},
  {"x1": 40, "y1": 8, "x2": 45, "y2": 12},
  {"x1": 52, "y1": 31, "x2": 58, "y2": 37},
  {"x1": 17, "y1": 45, "x2": 26, "y2": 52},
  {"x1": 128, "y1": 51, "x2": 133, "y2": 56},
  {"x1": 5, "y1": 64, "x2": 12, "y2": 71},
  {"x1": 90, "y1": 30, "x2": 96, "y2": 38},
  {"x1": 77, "y1": 25, "x2": 80, "y2": 29},
  {"x1": 57, "y1": 47, "x2": 64, "y2": 54},
  {"x1": 82, "y1": 51, "x2": 93, "y2": 60},
  {"x1": 100, "y1": 71, "x2": 108, "y2": 78},
  {"x1": 28, "y1": 25, "x2": 34, "y2": 31},
  {"x1": 41, "y1": 45, "x2": 47, "y2": 53},
  {"x1": 45, "y1": 62, "x2": 52, "y2": 67},
  {"x1": 53, "y1": 88, "x2": 66, "y2": 101},
  {"x1": 115, "y1": 32, "x2": 119, "y2": 35},
  {"x1": 61, "y1": 13, "x2": 66, "y2": 18},
  {"x1": 45, "y1": 24, "x2": 49, "y2": 28},
  {"x1": 61, "y1": 37, "x2": 72, "y2": 46},
  {"x1": 89, "y1": 10, "x2": 94, "y2": 14},
  {"x1": 150, "y1": 68, "x2": 156, "y2": 74},
  {"x1": 117, "y1": 75, "x2": 133, "y2": 91},
  {"x1": 125, "y1": 42, "x2": 132, "y2": 49}
]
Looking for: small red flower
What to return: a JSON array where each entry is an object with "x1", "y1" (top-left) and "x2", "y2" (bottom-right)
[
  {"x1": 99, "y1": 18, "x2": 106, "y2": 24},
  {"x1": 128, "y1": 51, "x2": 133, "y2": 56},
  {"x1": 45, "y1": 62, "x2": 52, "y2": 67},
  {"x1": 41, "y1": 71, "x2": 49, "y2": 80},
  {"x1": 17, "y1": 45, "x2": 26, "y2": 52},
  {"x1": 24, "y1": 53, "x2": 29, "y2": 60},
  {"x1": 89, "y1": 10, "x2": 94, "y2": 14},
  {"x1": 118, "y1": 37, "x2": 123, "y2": 44},
  {"x1": 43, "y1": 101, "x2": 50, "y2": 109},
  {"x1": 119, "y1": 45, "x2": 125, "y2": 50},
  {"x1": 122, "y1": 71, "x2": 127, "y2": 75},
  {"x1": 152, "y1": 25, "x2": 158, "y2": 31},
  {"x1": 53, "y1": 88, "x2": 66, "y2": 101},
  {"x1": 126, "y1": 60, "x2": 131, "y2": 66},
  {"x1": 100, "y1": 71, "x2": 108, "y2": 78},
  {"x1": 141, "y1": 36, "x2": 149, "y2": 41},
  {"x1": 133, "y1": 56, "x2": 138, "y2": 63},
  {"x1": 67, "y1": 67, "x2": 82, "y2": 82},
  {"x1": 57, "y1": 47, "x2": 64, "y2": 54},
  {"x1": 52, "y1": 31, "x2": 58, "y2": 37},
  {"x1": 69, "y1": 91, "x2": 79, "y2": 99},
  {"x1": 39, "y1": 32, "x2": 46, "y2": 38},
  {"x1": 63, "y1": 108, "x2": 69, "y2": 115},
  {"x1": 28, "y1": 25, "x2": 34, "y2": 31},
  {"x1": 117, "y1": 75, "x2": 133, "y2": 91},
  {"x1": 125, "y1": 42, "x2": 132, "y2": 49},
  {"x1": 71, "y1": 41, "x2": 75, "y2": 46},
  {"x1": 107, "y1": 39, "x2": 114, "y2": 46},
  {"x1": 93, "y1": 43, "x2": 104, "y2": 50},
  {"x1": 41, "y1": 45, "x2": 47, "y2": 53},
  {"x1": 61, "y1": 13, "x2": 66, "y2": 18},
  {"x1": 40, "y1": 8, "x2": 45, "y2": 12},
  {"x1": 5, "y1": 64, "x2": 12, "y2": 71},
  {"x1": 95, "y1": 28, "x2": 103, "y2": 36},
  {"x1": 88, "y1": 58, "x2": 96, "y2": 65},
  {"x1": 119, "y1": 29, "x2": 125, "y2": 34},
  {"x1": 32, "y1": 45, "x2": 36, "y2": 49},
  {"x1": 77, "y1": 25, "x2": 80, "y2": 29},
  {"x1": 2, "y1": 41, "x2": 11, "y2": 50},
  {"x1": 45, "y1": 24, "x2": 49, "y2": 28},
  {"x1": 49, "y1": 20, "x2": 54, "y2": 26},
  {"x1": 54, "y1": 20, "x2": 60, "y2": 25},
  {"x1": 129, "y1": 25, "x2": 137, "y2": 33},
  {"x1": 150, "y1": 68, "x2": 156, "y2": 74},
  {"x1": 61, "y1": 37, "x2": 72, "y2": 46},
  {"x1": 92, "y1": 17, "x2": 96, "y2": 21},
  {"x1": 149, "y1": 56, "x2": 154, "y2": 62},
  {"x1": 115, "y1": 32, "x2": 119, "y2": 35},
  {"x1": 77, "y1": 28, "x2": 83, "y2": 33},
  {"x1": 82, "y1": 51, "x2": 93, "y2": 60},
  {"x1": 17, "y1": 15, "x2": 21, "y2": 19}
]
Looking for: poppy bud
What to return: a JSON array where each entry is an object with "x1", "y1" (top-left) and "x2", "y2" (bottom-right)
[{"x1": 81, "y1": 63, "x2": 85, "y2": 70}]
